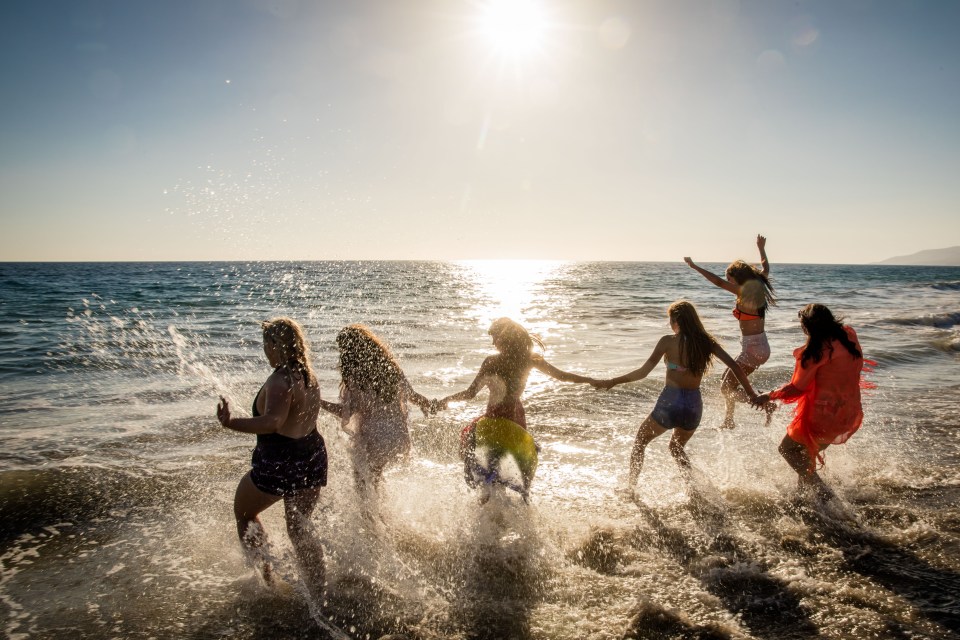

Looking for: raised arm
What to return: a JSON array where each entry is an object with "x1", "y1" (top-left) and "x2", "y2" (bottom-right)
[
  {"x1": 595, "y1": 336, "x2": 670, "y2": 390},
  {"x1": 712, "y1": 343, "x2": 759, "y2": 400},
  {"x1": 756, "y1": 235, "x2": 769, "y2": 277},
  {"x1": 532, "y1": 355, "x2": 596, "y2": 384},
  {"x1": 684, "y1": 257, "x2": 739, "y2": 294}
]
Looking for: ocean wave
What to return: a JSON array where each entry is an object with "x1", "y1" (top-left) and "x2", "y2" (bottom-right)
[
  {"x1": 929, "y1": 281, "x2": 960, "y2": 291},
  {"x1": 885, "y1": 312, "x2": 960, "y2": 329}
]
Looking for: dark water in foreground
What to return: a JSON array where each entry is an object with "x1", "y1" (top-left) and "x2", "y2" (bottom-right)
[{"x1": 1, "y1": 261, "x2": 959, "y2": 639}]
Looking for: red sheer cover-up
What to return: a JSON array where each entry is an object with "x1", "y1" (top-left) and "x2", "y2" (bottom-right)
[{"x1": 769, "y1": 326, "x2": 875, "y2": 470}]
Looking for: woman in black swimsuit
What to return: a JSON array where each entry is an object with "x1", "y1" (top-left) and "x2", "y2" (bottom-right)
[{"x1": 216, "y1": 317, "x2": 326, "y2": 598}]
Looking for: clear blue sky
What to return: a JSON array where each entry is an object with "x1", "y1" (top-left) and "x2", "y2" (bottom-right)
[{"x1": 1, "y1": 0, "x2": 958, "y2": 262}]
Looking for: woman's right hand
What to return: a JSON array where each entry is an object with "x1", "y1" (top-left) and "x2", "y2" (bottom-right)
[
  {"x1": 684, "y1": 257, "x2": 694, "y2": 267},
  {"x1": 591, "y1": 379, "x2": 616, "y2": 390},
  {"x1": 216, "y1": 396, "x2": 232, "y2": 428}
]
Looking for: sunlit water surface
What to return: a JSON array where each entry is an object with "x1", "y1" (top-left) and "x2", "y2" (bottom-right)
[{"x1": 1, "y1": 261, "x2": 959, "y2": 639}]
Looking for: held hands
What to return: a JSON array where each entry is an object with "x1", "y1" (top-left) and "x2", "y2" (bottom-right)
[
  {"x1": 216, "y1": 396, "x2": 232, "y2": 428},
  {"x1": 428, "y1": 398, "x2": 448, "y2": 415},
  {"x1": 750, "y1": 393, "x2": 777, "y2": 427},
  {"x1": 590, "y1": 379, "x2": 617, "y2": 390}
]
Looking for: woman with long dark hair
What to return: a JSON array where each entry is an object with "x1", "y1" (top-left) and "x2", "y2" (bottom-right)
[
  {"x1": 320, "y1": 324, "x2": 431, "y2": 494},
  {"x1": 753, "y1": 304, "x2": 871, "y2": 495},
  {"x1": 592, "y1": 301, "x2": 759, "y2": 488},
  {"x1": 684, "y1": 235, "x2": 775, "y2": 429},
  {"x1": 216, "y1": 317, "x2": 326, "y2": 596}
]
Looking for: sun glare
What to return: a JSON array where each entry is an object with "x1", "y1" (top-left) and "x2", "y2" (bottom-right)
[
  {"x1": 459, "y1": 259, "x2": 564, "y2": 328},
  {"x1": 477, "y1": 0, "x2": 548, "y2": 59}
]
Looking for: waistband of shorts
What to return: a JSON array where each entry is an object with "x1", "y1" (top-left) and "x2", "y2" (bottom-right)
[{"x1": 740, "y1": 332, "x2": 769, "y2": 345}]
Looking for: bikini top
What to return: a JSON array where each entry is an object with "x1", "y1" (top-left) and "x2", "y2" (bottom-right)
[
  {"x1": 665, "y1": 360, "x2": 687, "y2": 372},
  {"x1": 733, "y1": 305, "x2": 766, "y2": 321}
]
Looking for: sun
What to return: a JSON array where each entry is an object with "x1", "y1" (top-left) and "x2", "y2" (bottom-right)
[{"x1": 477, "y1": 0, "x2": 548, "y2": 59}]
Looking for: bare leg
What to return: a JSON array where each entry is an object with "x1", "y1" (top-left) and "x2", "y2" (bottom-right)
[
  {"x1": 778, "y1": 436, "x2": 832, "y2": 499},
  {"x1": 628, "y1": 416, "x2": 668, "y2": 487},
  {"x1": 668, "y1": 427, "x2": 696, "y2": 470},
  {"x1": 234, "y1": 472, "x2": 282, "y2": 581},
  {"x1": 284, "y1": 487, "x2": 325, "y2": 603},
  {"x1": 719, "y1": 363, "x2": 757, "y2": 430}
]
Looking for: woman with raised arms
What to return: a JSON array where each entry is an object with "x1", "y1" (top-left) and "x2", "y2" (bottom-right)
[{"x1": 685, "y1": 234, "x2": 775, "y2": 429}]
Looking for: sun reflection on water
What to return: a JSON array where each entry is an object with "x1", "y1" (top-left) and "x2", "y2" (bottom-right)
[{"x1": 456, "y1": 259, "x2": 567, "y2": 334}]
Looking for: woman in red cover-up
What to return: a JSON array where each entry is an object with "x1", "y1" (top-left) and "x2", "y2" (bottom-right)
[{"x1": 753, "y1": 304, "x2": 873, "y2": 495}]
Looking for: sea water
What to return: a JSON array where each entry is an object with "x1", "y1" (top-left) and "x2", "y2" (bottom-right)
[{"x1": 1, "y1": 261, "x2": 958, "y2": 639}]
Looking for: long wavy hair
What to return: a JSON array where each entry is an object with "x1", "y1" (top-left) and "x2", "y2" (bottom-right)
[
  {"x1": 725, "y1": 260, "x2": 776, "y2": 308},
  {"x1": 798, "y1": 304, "x2": 861, "y2": 367},
  {"x1": 668, "y1": 301, "x2": 718, "y2": 377},
  {"x1": 336, "y1": 324, "x2": 406, "y2": 403},
  {"x1": 261, "y1": 317, "x2": 317, "y2": 387},
  {"x1": 488, "y1": 318, "x2": 543, "y2": 395}
]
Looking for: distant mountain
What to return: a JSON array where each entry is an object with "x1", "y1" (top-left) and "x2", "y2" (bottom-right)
[{"x1": 876, "y1": 246, "x2": 960, "y2": 266}]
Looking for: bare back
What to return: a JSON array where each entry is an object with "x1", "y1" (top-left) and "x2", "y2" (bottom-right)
[
  {"x1": 255, "y1": 367, "x2": 322, "y2": 439},
  {"x1": 661, "y1": 334, "x2": 707, "y2": 390}
]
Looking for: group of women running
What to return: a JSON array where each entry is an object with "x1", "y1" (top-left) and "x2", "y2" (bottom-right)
[{"x1": 214, "y1": 235, "x2": 871, "y2": 594}]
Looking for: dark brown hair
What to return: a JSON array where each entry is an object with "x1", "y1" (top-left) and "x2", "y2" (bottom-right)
[
  {"x1": 668, "y1": 301, "x2": 717, "y2": 377},
  {"x1": 798, "y1": 304, "x2": 861, "y2": 367}
]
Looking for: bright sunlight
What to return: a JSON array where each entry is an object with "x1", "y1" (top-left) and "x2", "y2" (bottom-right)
[{"x1": 477, "y1": 0, "x2": 549, "y2": 59}]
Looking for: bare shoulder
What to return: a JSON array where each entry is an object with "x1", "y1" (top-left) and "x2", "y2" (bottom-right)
[{"x1": 266, "y1": 367, "x2": 294, "y2": 392}]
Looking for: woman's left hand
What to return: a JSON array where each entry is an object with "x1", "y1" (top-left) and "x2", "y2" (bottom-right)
[{"x1": 217, "y1": 396, "x2": 232, "y2": 428}]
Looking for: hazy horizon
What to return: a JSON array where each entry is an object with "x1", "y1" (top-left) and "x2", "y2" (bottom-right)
[{"x1": 2, "y1": 1, "x2": 958, "y2": 264}]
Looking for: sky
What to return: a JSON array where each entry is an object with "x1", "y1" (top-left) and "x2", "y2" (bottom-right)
[{"x1": 0, "y1": 0, "x2": 958, "y2": 263}]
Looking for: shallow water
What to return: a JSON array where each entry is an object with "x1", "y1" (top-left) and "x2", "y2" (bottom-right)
[{"x1": 1, "y1": 261, "x2": 959, "y2": 639}]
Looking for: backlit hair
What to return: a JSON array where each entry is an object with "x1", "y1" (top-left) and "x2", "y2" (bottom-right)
[
  {"x1": 261, "y1": 317, "x2": 317, "y2": 386},
  {"x1": 725, "y1": 260, "x2": 776, "y2": 307},
  {"x1": 336, "y1": 324, "x2": 406, "y2": 403}
]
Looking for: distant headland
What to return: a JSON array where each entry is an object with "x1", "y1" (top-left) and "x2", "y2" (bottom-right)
[{"x1": 875, "y1": 246, "x2": 960, "y2": 266}]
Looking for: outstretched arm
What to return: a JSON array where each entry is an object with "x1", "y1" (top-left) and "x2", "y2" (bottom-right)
[
  {"x1": 684, "y1": 257, "x2": 739, "y2": 294},
  {"x1": 532, "y1": 355, "x2": 597, "y2": 384},
  {"x1": 756, "y1": 235, "x2": 769, "y2": 277},
  {"x1": 402, "y1": 376, "x2": 433, "y2": 418},
  {"x1": 319, "y1": 397, "x2": 342, "y2": 416},
  {"x1": 437, "y1": 359, "x2": 490, "y2": 408},
  {"x1": 712, "y1": 344, "x2": 759, "y2": 400},
  {"x1": 594, "y1": 336, "x2": 669, "y2": 390}
]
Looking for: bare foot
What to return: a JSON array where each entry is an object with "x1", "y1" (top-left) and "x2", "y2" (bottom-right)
[{"x1": 719, "y1": 417, "x2": 737, "y2": 430}]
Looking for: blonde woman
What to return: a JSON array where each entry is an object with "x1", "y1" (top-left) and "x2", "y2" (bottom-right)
[
  {"x1": 216, "y1": 317, "x2": 326, "y2": 595},
  {"x1": 320, "y1": 324, "x2": 431, "y2": 492}
]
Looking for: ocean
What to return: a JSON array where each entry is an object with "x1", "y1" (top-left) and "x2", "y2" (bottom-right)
[{"x1": 1, "y1": 261, "x2": 958, "y2": 639}]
